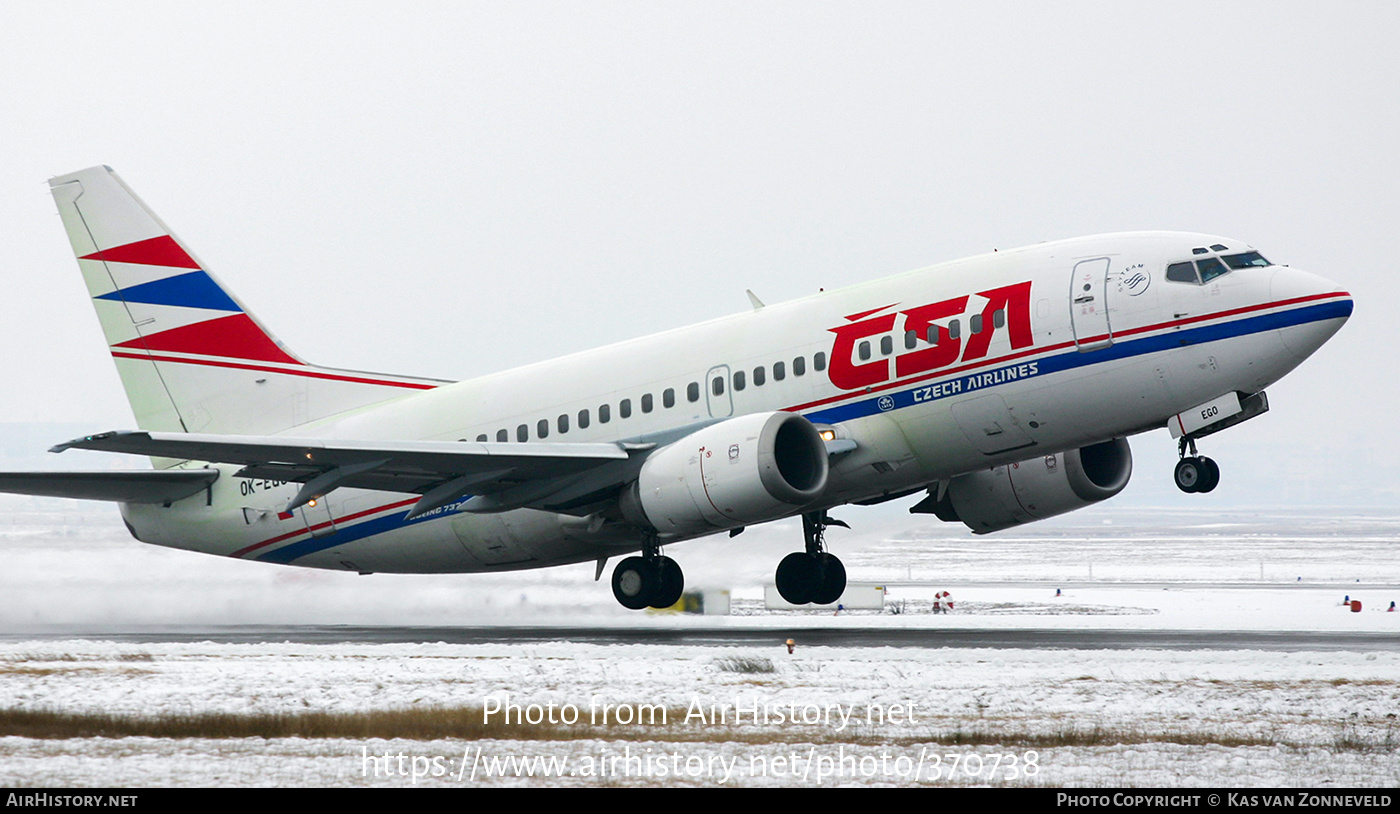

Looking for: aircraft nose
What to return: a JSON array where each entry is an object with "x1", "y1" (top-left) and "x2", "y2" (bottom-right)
[{"x1": 1269, "y1": 266, "x2": 1353, "y2": 361}]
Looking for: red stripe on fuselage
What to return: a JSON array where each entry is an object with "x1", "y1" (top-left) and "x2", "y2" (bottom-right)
[
  {"x1": 231, "y1": 497, "x2": 420, "y2": 558},
  {"x1": 110, "y1": 350, "x2": 442, "y2": 390},
  {"x1": 212, "y1": 290, "x2": 1349, "y2": 561},
  {"x1": 784, "y1": 291, "x2": 1350, "y2": 414}
]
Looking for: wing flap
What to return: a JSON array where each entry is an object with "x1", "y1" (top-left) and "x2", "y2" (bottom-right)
[
  {"x1": 52, "y1": 430, "x2": 637, "y2": 514},
  {"x1": 53, "y1": 431, "x2": 627, "y2": 467}
]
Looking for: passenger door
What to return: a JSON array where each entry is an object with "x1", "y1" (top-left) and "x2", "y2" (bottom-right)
[{"x1": 1070, "y1": 257, "x2": 1113, "y2": 352}]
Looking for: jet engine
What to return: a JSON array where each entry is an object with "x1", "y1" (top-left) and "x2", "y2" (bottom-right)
[
  {"x1": 620, "y1": 411, "x2": 828, "y2": 536},
  {"x1": 924, "y1": 438, "x2": 1132, "y2": 533}
]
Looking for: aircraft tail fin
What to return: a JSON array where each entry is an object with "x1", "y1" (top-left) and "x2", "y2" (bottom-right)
[{"x1": 48, "y1": 167, "x2": 448, "y2": 441}]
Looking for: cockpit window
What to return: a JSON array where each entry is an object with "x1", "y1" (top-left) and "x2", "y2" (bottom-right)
[
  {"x1": 1196, "y1": 257, "x2": 1228, "y2": 283},
  {"x1": 1167, "y1": 247, "x2": 1270, "y2": 286},
  {"x1": 1166, "y1": 261, "x2": 1198, "y2": 284},
  {"x1": 1222, "y1": 251, "x2": 1271, "y2": 269}
]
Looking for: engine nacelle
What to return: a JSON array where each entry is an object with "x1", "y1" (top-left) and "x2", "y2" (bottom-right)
[
  {"x1": 931, "y1": 437, "x2": 1133, "y2": 534},
  {"x1": 622, "y1": 411, "x2": 828, "y2": 536}
]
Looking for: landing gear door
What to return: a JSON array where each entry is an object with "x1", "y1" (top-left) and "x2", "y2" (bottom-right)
[
  {"x1": 1070, "y1": 257, "x2": 1113, "y2": 352},
  {"x1": 951, "y1": 394, "x2": 1036, "y2": 455}
]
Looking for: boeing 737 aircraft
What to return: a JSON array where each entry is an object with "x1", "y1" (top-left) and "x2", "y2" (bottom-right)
[{"x1": 0, "y1": 166, "x2": 1352, "y2": 609}]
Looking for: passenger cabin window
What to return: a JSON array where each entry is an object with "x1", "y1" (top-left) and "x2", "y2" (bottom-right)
[
  {"x1": 496, "y1": 429, "x2": 508, "y2": 442},
  {"x1": 711, "y1": 376, "x2": 724, "y2": 397},
  {"x1": 599, "y1": 403, "x2": 610, "y2": 423},
  {"x1": 993, "y1": 309, "x2": 1006, "y2": 329},
  {"x1": 858, "y1": 341, "x2": 871, "y2": 361},
  {"x1": 905, "y1": 329, "x2": 918, "y2": 349},
  {"x1": 734, "y1": 370, "x2": 746, "y2": 390},
  {"x1": 773, "y1": 361, "x2": 785, "y2": 381},
  {"x1": 619, "y1": 399, "x2": 632, "y2": 418},
  {"x1": 476, "y1": 434, "x2": 488, "y2": 442},
  {"x1": 753, "y1": 366, "x2": 766, "y2": 386},
  {"x1": 558, "y1": 414, "x2": 569, "y2": 433},
  {"x1": 578, "y1": 409, "x2": 590, "y2": 429},
  {"x1": 880, "y1": 335, "x2": 893, "y2": 356},
  {"x1": 663, "y1": 388, "x2": 675, "y2": 408},
  {"x1": 642, "y1": 393, "x2": 653, "y2": 413},
  {"x1": 948, "y1": 320, "x2": 961, "y2": 339},
  {"x1": 793, "y1": 356, "x2": 806, "y2": 376},
  {"x1": 970, "y1": 314, "x2": 984, "y2": 335},
  {"x1": 537, "y1": 419, "x2": 549, "y2": 439},
  {"x1": 814, "y1": 352, "x2": 827, "y2": 371},
  {"x1": 517, "y1": 424, "x2": 529, "y2": 442},
  {"x1": 687, "y1": 382, "x2": 700, "y2": 402}
]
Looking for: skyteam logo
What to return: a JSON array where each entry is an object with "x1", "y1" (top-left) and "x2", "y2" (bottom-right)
[
  {"x1": 1119, "y1": 265, "x2": 1150, "y2": 297},
  {"x1": 877, "y1": 396, "x2": 895, "y2": 412}
]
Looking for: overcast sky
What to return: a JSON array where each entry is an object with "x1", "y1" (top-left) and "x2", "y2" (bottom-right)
[{"x1": 0, "y1": 1, "x2": 1395, "y2": 505}]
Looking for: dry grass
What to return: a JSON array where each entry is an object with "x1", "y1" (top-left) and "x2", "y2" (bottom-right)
[
  {"x1": 0, "y1": 666, "x2": 154, "y2": 678},
  {"x1": 934, "y1": 723, "x2": 1281, "y2": 749},
  {"x1": 2, "y1": 706, "x2": 1395, "y2": 753},
  {"x1": 713, "y1": 656, "x2": 776, "y2": 674},
  {"x1": 5, "y1": 652, "x2": 152, "y2": 663},
  {"x1": 0, "y1": 651, "x2": 157, "y2": 678},
  {"x1": 0, "y1": 707, "x2": 587, "y2": 741}
]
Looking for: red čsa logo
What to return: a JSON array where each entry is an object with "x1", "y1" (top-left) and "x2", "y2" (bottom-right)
[{"x1": 826, "y1": 281, "x2": 1033, "y2": 391}]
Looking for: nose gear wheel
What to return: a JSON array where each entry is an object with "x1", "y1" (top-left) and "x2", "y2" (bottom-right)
[{"x1": 1174, "y1": 438, "x2": 1220, "y2": 493}]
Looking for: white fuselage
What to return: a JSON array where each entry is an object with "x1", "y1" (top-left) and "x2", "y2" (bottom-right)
[{"x1": 120, "y1": 231, "x2": 1351, "y2": 574}]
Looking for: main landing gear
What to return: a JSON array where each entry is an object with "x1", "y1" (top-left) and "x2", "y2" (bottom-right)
[
  {"x1": 1174, "y1": 437, "x2": 1220, "y2": 494},
  {"x1": 774, "y1": 510, "x2": 848, "y2": 605},
  {"x1": 611, "y1": 533, "x2": 684, "y2": 610}
]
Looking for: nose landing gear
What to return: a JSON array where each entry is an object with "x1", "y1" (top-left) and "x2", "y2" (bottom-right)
[
  {"x1": 774, "y1": 511, "x2": 848, "y2": 605},
  {"x1": 1174, "y1": 437, "x2": 1220, "y2": 493}
]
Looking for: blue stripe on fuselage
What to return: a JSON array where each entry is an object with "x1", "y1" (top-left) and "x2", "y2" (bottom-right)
[
  {"x1": 260, "y1": 298, "x2": 1349, "y2": 563},
  {"x1": 255, "y1": 499, "x2": 467, "y2": 564},
  {"x1": 805, "y1": 299, "x2": 1350, "y2": 424},
  {"x1": 257, "y1": 510, "x2": 412, "y2": 564}
]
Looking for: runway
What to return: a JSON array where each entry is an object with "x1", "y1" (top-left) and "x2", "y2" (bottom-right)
[{"x1": 3, "y1": 624, "x2": 1396, "y2": 651}]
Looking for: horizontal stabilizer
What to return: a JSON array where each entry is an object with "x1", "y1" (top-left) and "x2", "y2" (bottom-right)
[{"x1": 0, "y1": 470, "x2": 218, "y2": 504}]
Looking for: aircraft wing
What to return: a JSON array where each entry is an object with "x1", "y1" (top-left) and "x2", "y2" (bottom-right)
[
  {"x1": 0, "y1": 469, "x2": 219, "y2": 504},
  {"x1": 51, "y1": 430, "x2": 643, "y2": 518}
]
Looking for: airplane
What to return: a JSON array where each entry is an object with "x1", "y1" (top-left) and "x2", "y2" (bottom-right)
[{"x1": 0, "y1": 166, "x2": 1352, "y2": 610}]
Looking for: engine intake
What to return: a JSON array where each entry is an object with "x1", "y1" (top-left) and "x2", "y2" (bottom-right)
[
  {"x1": 928, "y1": 437, "x2": 1132, "y2": 533},
  {"x1": 622, "y1": 412, "x2": 828, "y2": 536}
]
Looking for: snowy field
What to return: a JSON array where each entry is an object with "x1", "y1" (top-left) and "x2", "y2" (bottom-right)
[{"x1": 1, "y1": 501, "x2": 1398, "y2": 787}]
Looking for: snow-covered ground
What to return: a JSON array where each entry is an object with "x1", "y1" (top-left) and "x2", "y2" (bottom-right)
[
  {"x1": 1, "y1": 640, "x2": 1397, "y2": 787},
  {"x1": 1, "y1": 501, "x2": 1397, "y2": 787}
]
